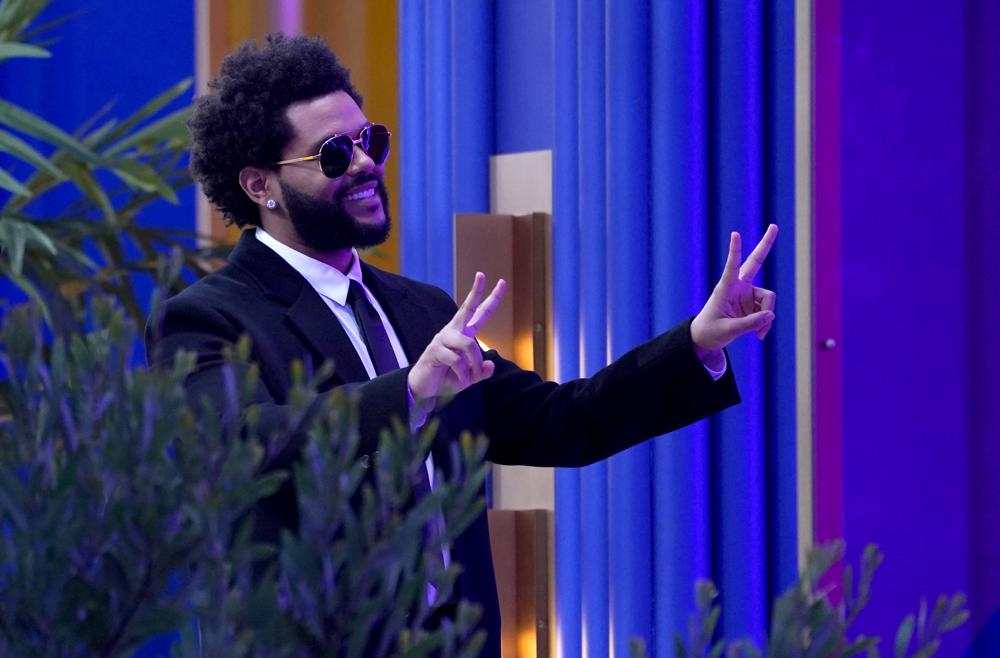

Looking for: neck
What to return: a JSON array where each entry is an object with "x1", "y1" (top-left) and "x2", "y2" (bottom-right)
[{"x1": 260, "y1": 217, "x2": 354, "y2": 273}]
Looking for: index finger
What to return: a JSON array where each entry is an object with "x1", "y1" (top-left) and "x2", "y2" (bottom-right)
[
  {"x1": 464, "y1": 278, "x2": 507, "y2": 337},
  {"x1": 453, "y1": 272, "x2": 487, "y2": 328},
  {"x1": 722, "y1": 231, "x2": 742, "y2": 283},
  {"x1": 739, "y1": 224, "x2": 779, "y2": 282}
]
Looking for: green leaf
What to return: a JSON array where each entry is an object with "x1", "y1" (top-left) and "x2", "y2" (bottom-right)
[
  {"x1": 103, "y1": 106, "x2": 191, "y2": 156},
  {"x1": 674, "y1": 634, "x2": 688, "y2": 658},
  {"x1": 629, "y1": 637, "x2": 647, "y2": 658},
  {"x1": 0, "y1": 127, "x2": 65, "y2": 179},
  {"x1": 917, "y1": 598, "x2": 928, "y2": 644},
  {"x1": 0, "y1": 40, "x2": 50, "y2": 60},
  {"x1": 18, "y1": 8, "x2": 82, "y2": 43},
  {"x1": 111, "y1": 158, "x2": 178, "y2": 203},
  {"x1": 93, "y1": 78, "x2": 192, "y2": 149},
  {"x1": 59, "y1": 159, "x2": 116, "y2": 222},
  {"x1": 0, "y1": 261, "x2": 52, "y2": 323},
  {"x1": 845, "y1": 636, "x2": 880, "y2": 657},
  {"x1": 895, "y1": 614, "x2": 915, "y2": 657},
  {"x1": 941, "y1": 610, "x2": 969, "y2": 632},
  {"x1": 911, "y1": 639, "x2": 940, "y2": 658},
  {"x1": 0, "y1": 0, "x2": 55, "y2": 37},
  {"x1": 0, "y1": 166, "x2": 30, "y2": 195},
  {"x1": 0, "y1": 214, "x2": 57, "y2": 273},
  {"x1": 0, "y1": 97, "x2": 104, "y2": 166}
]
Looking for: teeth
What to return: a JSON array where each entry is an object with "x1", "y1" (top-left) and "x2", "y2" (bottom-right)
[{"x1": 345, "y1": 187, "x2": 376, "y2": 201}]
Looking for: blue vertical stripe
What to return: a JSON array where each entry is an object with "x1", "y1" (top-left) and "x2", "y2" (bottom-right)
[
  {"x1": 451, "y1": 0, "x2": 494, "y2": 215},
  {"x1": 650, "y1": 0, "x2": 713, "y2": 652},
  {"x1": 399, "y1": 0, "x2": 428, "y2": 280},
  {"x1": 578, "y1": 0, "x2": 610, "y2": 654},
  {"x1": 606, "y1": 2, "x2": 653, "y2": 656},
  {"x1": 765, "y1": 0, "x2": 799, "y2": 602},
  {"x1": 425, "y1": 0, "x2": 454, "y2": 291},
  {"x1": 713, "y1": 0, "x2": 768, "y2": 643},
  {"x1": 553, "y1": 0, "x2": 583, "y2": 655}
]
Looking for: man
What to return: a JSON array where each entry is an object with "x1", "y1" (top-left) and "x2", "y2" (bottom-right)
[{"x1": 149, "y1": 34, "x2": 777, "y2": 656}]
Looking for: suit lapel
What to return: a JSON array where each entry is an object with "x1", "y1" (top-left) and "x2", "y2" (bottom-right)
[
  {"x1": 360, "y1": 263, "x2": 439, "y2": 365},
  {"x1": 228, "y1": 230, "x2": 368, "y2": 383},
  {"x1": 285, "y1": 285, "x2": 369, "y2": 383}
]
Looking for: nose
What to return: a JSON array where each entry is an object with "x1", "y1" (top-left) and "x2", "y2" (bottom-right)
[{"x1": 347, "y1": 142, "x2": 376, "y2": 176}]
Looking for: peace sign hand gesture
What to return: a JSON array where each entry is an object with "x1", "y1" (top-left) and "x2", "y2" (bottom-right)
[
  {"x1": 407, "y1": 272, "x2": 507, "y2": 407},
  {"x1": 690, "y1": 224, "x2": 779, "y2": 354}
]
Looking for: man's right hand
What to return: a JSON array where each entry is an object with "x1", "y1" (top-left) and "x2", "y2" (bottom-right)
[{"x1": 407, "y1": 272, "x2": 507, "y2": 408}]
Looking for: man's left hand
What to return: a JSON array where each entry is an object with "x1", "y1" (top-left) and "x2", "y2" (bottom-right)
[{"x1": 690, "y1": 224, "x2": 779, "y2": 357}]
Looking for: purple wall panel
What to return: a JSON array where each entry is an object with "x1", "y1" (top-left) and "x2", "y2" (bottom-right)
[
  {"x1": 841, "y1": 0, "x2": 975, "y2": 654},
  {"x1": 966, "y1": 0, "x2": 1000, "y2": 647}
]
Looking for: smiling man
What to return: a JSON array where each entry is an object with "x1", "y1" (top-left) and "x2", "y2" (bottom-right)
[{"x1": 149, "y1": 34, "x2": 778, "y2": 657}]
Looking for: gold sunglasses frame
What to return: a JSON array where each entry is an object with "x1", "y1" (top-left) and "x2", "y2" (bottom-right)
[{"x1": 272, "y1": 123, "x2": 391, "y2": 176}]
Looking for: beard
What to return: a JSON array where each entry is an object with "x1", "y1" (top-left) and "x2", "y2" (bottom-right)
[{"x1": 279, "y1": 175, "x2": 392, "y2": 252}]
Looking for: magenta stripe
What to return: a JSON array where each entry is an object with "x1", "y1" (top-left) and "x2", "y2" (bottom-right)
[{"x1": 813, "y1": 0, "x2": 844, "y2": 557}]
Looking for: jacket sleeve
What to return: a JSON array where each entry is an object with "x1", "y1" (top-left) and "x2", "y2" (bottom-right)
[
  {"x1": 481, "y1": 318, "x2": 740, "y2": 467},
  {"x1": 145, "y1": 293, "x2": 409, "y2": 472}
]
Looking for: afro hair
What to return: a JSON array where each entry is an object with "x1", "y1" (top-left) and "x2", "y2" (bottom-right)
[{"x1": 188, "y1": 34, "x2": 362, "y2": 227}]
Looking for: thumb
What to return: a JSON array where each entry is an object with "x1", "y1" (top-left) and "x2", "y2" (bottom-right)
[
  {"x1": 480, "y1": 359, "x2": 496, "y2": 380},
  {"x1": 723, "y1": 310, "x2": 774, "y2": 339}
]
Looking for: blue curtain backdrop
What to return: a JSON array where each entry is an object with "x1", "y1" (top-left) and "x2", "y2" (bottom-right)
[
  {"x1": 398, "y1": 1, "x2": 797, "y2": 655},
  {"x1": 0, "y1": 2, "x2": 194, "y2": 655},
  {"x1": 0, "y1": 0, "x2": 196, "y2": 314}
]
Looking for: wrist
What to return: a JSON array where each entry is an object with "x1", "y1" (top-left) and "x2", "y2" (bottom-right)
[
  {"x1": 406, "y1": 372, "x2": 434, "y2": 411},
  {"x1": 690, "y1": 319, "x2": 724, "y2": 368},
  {"x1": 694, "y1": 345, "x2": 726, "y2": 372}
]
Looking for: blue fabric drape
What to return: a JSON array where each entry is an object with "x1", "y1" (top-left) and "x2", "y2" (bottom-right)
[
  {"x1": 398, "y1": 1, "x2": 797, "y2": 654},
  {"x1": 399, "y1": 0, "x2": 494, "y2": 288}
]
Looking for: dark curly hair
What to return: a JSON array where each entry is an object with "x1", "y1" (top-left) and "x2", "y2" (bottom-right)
[{"x1": 188, "y1": 34, "x2": 362, "y2": 227}]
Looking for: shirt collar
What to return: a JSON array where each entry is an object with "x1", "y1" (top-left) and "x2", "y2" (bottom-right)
[{"x1": 254, "y1": 227, "x2": 362, "y2": 306}]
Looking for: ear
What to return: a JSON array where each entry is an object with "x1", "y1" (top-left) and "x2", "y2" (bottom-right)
[{"x1": 238, "y1": 166, "x2": 274, "y2": 208}]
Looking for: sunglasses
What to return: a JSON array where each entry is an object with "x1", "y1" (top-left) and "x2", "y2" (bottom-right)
[{"x1": 273, "y1": 123, "x2": 391, "y2": 179}]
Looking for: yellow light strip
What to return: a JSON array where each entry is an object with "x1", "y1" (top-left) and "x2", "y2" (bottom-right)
[{"x1": 794, "y1": 0, "x2": 816, "y2": 571}]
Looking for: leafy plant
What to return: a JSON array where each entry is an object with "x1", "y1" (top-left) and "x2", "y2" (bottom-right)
[
  {"x1": 0, "y1": 0, "x2": 215, "y2": 332},
  {"x1": 672, "y1": 541, "x2": 968, "y2": 658},
  {"x1": 0, "y1": 294, "x2": 489, "y2": 657}
]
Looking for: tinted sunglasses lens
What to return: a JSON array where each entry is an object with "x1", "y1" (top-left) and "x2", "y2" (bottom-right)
[
  {"x1": 363, "y1": 125, "x2": 390, "y2": 165},
  {"x1": 319, "y1": 136, "x2": 354, "y2": 178}
]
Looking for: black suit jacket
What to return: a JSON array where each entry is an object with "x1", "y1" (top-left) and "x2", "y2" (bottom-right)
[{"x1": 146, "y1": 230, "x2": 741, "y2": 657}]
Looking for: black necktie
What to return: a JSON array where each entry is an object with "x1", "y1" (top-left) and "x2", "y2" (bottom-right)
[
  {"x1": 346, "y1": 279, "x2": 447, "y2": 599},
  {"x1": 345, "y1": 279, "x2": 434, "y2": 500},
  {"x1": 346, "y1": 279, "x2": 401, "y2": 377}
]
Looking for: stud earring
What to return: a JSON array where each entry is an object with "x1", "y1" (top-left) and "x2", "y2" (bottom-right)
[{"x1": 265, "y1": 199, "x2": 277, "y2": 210}]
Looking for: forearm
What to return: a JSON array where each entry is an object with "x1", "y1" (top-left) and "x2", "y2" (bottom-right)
[{"x1": 483, "y1": 318, "x2": 740, "y2": 467}]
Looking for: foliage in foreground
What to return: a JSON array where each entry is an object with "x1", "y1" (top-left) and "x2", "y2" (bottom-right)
[
  {"x1": 0, "y1": 298, "x2": 488, "y2": 657},
  {"x1": 671, "y1": 541, "x2": 968, "y2": 658}
]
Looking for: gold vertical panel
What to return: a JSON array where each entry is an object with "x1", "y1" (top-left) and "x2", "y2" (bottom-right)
[
  {"x1": 488, "y1": 510, "x2": 553, "y2": 658},
  {"x1": 194, "y1": 0, "x2": 400, "y2": 273},
  {"x1": 455, "y1": 213, "x2": 516, "y2": 357},
  {"x1": 794, "y1": 0, "x2": 816, "y2": 570},
  {"x1": 453, "y1": 212, "x2": 551, "y2": 380},
  {"x1": 304, "y1": 0, "x2": 400, "y2": 273}
]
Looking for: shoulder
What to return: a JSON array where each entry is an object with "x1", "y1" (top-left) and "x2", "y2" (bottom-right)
[
  {"x1": 361, "y1": 262, "x2": 458, "y2": 314},
  {"x1": 161, "y1": 264, "x2": 261, "y2": 316},
  {"x1": 147, "y1": 264, "x2": 266, "y2": 348}
]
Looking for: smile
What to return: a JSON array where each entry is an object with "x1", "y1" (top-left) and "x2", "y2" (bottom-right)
[{"x1": 344, "y1": 185, "x2": 377, "y2": 202}]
